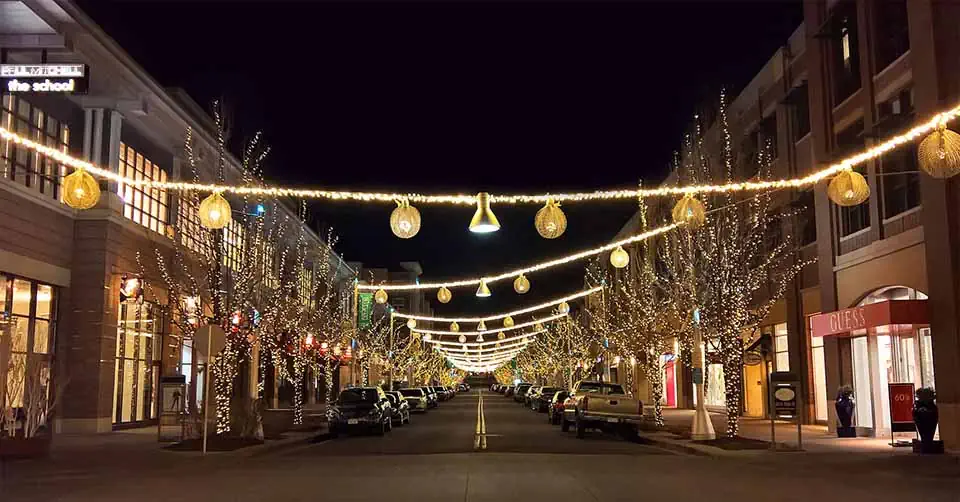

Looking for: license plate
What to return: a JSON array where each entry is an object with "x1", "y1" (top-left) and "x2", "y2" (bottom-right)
[
  {"x1": 347, "y1": 419, "x2": 359, "y2": 425},
  {"x1": 607, "y1": 418, "x2": 619, "y2": 423}
]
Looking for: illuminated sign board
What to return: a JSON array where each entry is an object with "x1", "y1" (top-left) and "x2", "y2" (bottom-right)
[{"x1": 1, "y1": 64, "x2": 89, "y2": 93}]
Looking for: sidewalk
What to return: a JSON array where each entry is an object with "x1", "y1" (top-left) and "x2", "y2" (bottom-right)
[{"x1": 642, "y1": 407, "x2": 933, "y2": 456}]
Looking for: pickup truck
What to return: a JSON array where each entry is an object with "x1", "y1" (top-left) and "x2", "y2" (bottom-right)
[{"x1": 561, "y1": 380, "x2": 643, "y2": 439}]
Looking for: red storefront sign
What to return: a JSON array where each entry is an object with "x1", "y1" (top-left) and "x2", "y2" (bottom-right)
[
  {"x1": 888, "y1": 383, "x2": 915, "y2": 432},
  {"x1": 809, "y1": 300, "x2": 928, "y2": 337}
]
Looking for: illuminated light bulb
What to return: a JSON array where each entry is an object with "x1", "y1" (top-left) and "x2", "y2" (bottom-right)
[
  {"x1": 557, "y1": 301, "x2": 570, "y2": 315},
  {"x1": 321, "y1": 342, "x2": 329, "y2": 350},
  {"x1": 374, "y1": 288, "x2": 388, "y2": 304},
  {"x1": 437, "y1": 286, "x2": 452, "y2": 304},
  {"x1": 513, "y1": 274, "x2": 530, "y2": 294},
  {"x1": 450, "y1": 322, "x2": 460, "y2": 332},
  {"x1": 198, "y1": 192, "x2": 232, "y2": 229},
  {"x1": 62, "y1": 168, "x2": 101, "y2": 210},
  {"x1": 423, "y1": 333, "x2": 433, "y2": 341},
  {"x1": 305, "y1": 334, "x2": 314, "y2": 346},
  {"x1": 469, "y1": 192, "x2": 500, "y2": 233},
  {"x1": 476, "y1": 279, "x2": 491, "y2": 298},
  {"x1": 458, "y1": 334, "x2": 467, "y2": 343},
  {"x1": 477, "y1": 320, "x2": 487, "y2": 331},
  {"x1": 407, "y1": 318, "x2": 417, "y2": 329},
  {"x1": 502, "y1": 316, "x2": 514, "y2": 328},
  {"x1": 390, "y1": 199, "x2": 421, "y2": 238},
  {"x1": 610, "y1": 245, "x2": 630, "y2": 269}
]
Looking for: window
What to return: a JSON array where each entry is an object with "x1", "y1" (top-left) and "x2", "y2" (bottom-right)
[
  {"x1": 790, "y1": 83, "x2": 811, "y2": 140},
  {"x1": 113, "y1": 300, "x2": 162, "y2": 424},
  {"x1": 177, "y1": 195, "x2": 212, "y2": 256},
  {"x1": 795, "y1": 190, "x2": 817, "y2": 246},
  {"x1": 836, "y1": 120, "x2": 870, "y2": 236},
  {"x1": 830, "y1": 2, "x2": 861, "y2": 105},
  {"x1": 809, "y1": 316, "x2": 828, "y2": 422},
  {"x1": 874, "y1": 0, "x2": 909, "y2": 72},
  {"x1": 222, "y1": 219, "x2": 245, "y2": 273},
  {"x1": 117, "y1": 143, "x2": 169, "y2": 235},
  {"x1": 774, "y1": 323, "x2": 789, "y2": 371},
  {"x1": 759, "y1": 114, "x2": 779, "y2": 161},
  {"x1": 0, "y1": 275, "x2": 58, "y2": 436},
  {"x1": 1, "y1": 95, "x2": 70, "y2": 202},
  {"x1": 299, "y1": 264, "x2": 314, "y2": 307},
  {"x1": 878, "y1": 90, "x2": 920, "y2": 218}
]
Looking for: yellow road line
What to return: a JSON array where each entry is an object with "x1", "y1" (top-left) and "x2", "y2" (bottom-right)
[{"x1": 474, "y1": 390, "x2": 488, "y2": 451}]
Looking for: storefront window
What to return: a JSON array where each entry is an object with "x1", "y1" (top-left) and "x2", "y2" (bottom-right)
[
  {"x1": 811, "y1": 334, "x2": 828, "y2": 422},
  {"x1": 774, "y1": 323, "x2": 789, "y2": 371},
  {"x1": 113, "y1": 301, "x2": 162, "y2": 425},
  {"x1": 705, "y1": 363, "x2": 725, "y2": 408},
  {"x1": 117, "y1": 143, "x2": 169, "y2": 236},
  {"x1": 0, "y1": 274, "x2": 58, "y2": 435},
  {"x1": 852, "y1": 336, "x2": 873, "y2": 427}
]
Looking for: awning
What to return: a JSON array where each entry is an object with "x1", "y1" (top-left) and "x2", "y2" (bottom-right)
[{"x1": 809, "y1": 300, "x2": 928, "y2": 338}]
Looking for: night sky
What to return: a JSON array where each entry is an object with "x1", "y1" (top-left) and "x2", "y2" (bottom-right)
[{"x1": 76, "y1": 0, "x2": 803, "y2": 314}]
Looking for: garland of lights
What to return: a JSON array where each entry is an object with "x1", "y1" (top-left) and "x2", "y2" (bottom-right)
[
  {"x1": 413, "y1": 313, "x2": 563, "y2": 337},
  {"x1": 16, "y1": 102, "x2": 957, "y2": 205},
  {"x1": 425, "y1": 329, "x2": 544, "y2": 347},
  {"x1": 392, "y1": 287, "x2": 601, "y2": 322}
]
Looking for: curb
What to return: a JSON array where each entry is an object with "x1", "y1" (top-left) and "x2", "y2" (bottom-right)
[
  {"x1": 243, "y1": 428, "x2": 330, "y2": 458},
  {"x1": 638, "y1": 432, "x2": 715, "y2": 457}
]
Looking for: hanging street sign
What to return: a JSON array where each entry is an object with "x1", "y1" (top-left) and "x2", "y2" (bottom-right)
[{"x1": 357, "y1": 292, "x2": 374, "y2": 329}]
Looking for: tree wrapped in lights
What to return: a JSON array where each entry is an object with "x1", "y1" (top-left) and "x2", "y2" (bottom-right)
[{"x1": 658, "y1": 93, "x2": 812, "y2": 437}]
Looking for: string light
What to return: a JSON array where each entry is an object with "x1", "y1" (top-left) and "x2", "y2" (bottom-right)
[
  {"x1": 413, "y1": 313, "x2": 565, "y2": 337},
  {"x1": 426, "y1": 329, "x2": 546, "y2": 348},
  {"x1": 390, "y1": 287, "x2": 601, "y2": 322},
  {"x1": 5, "y1": 102, "x2": 957, "y2": 206},
  {"x1": 358, "y1": 224, "x2": 678, "y2": 291}
]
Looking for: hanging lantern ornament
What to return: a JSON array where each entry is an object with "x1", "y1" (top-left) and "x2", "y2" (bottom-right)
[
  {"x1": 389, "y1": 199, "x2": 421, "y2": 238},
  {"x1": 534, "y1": 197, "x2": 567, "y2": 239},
  {"x1": 374, "y1": 288, "x2": 388, "y2": 304},
  {"x1": 827, "y1": 169, "x2": 870, "y2": 207},
  {"x1": 458, "y1": 334, "x2": 467, "y2": 343},
  {"x1": 437, "y1": 286, "x2": 452, "y2": 304},
  {"x1": 513, "y1": 274, "x2": 530, "y2": 294},
  {"x1": 423, "y1": 333, "x2": 433, "y2": 341},
  {"x1": 497, "y1": 331, "x2": 506, "y2": 340},
  {"x1": 918, "y1": 123, "x2": 960, "y2": 179},
  {"x1": 671, "y1": 193, "x2": 706, "y2": 229},
  {"x1": 476, "y1": 334, "x2": 484, "y2": 342},
  {"x1": 558, "y1": 301, "x2": 570, "y2": 315},
  {"x1": 477, "y1": 320, "x2": 487, "y2": 331},
  {"x1": 198, "y1": 191, "x2": 233, "y2": 229},
  {"x1": 450, "y1": 321, "x2": 460, "y2": 332},
  {"x1": 495, "y1": 342, "x2": 501, "y2": 348},
  {"x1": 502, "y1": 316, "x2": 514, "y2": 328},
  {"x1": 406, "y1": 318, "x2": 417, "y2": 329},
  {"x1": 476, "y1": 279, "x2": 492, "y2": 298},
  {"x1": 610, "y1": 245, "x2": 630, "y2": 269},
  {"x1": 62, "y1": 168, "x2": 101, "y2": 210},
  {"x1": 469, "y1": 192, "x2": 501, "y2": 233}
]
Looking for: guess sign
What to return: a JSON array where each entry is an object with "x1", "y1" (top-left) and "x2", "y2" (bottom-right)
[{"x1": 809, "y1": 300, "x2": 929, "y2": 337}]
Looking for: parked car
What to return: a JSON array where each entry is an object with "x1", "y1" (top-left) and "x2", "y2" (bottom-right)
[
  {"x1": 532, "y1": 387, "x2": 560, "y2": 412},
  {"x1": 399, "y1": 388, "x2": 429, "y2": 413},
  {"x1": 458, "y1": 383, "x2": 470, "y2": 392},
  {"x1": 491, "y1": 383, "x2": 501, "y2": 392},
  {"x1": 504, "y1": 385, "x2": 516, "y2": 397},
  {"x1": 513, "y1": 383, "x2": 533, "y2": 403},
  {"x1": 420, "y1": 386, "x2": 439, "y2": 408},
  {"x1": 328, "y1": 387, "x2": 393, "y2": 436},
  {"x1": 432, "y1": 386, "x2": 449, "y2": 402},
  {"x1": 561, "y1": 380, "x2": 643, "y2": 439},
  {"x1": 549, "y1": 390, "x2": 570, "y2": 424},
  {"x1": 385, "y1": 391, "x2": 411, "y2": 426}
]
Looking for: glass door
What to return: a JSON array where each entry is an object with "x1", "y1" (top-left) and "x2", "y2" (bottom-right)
[{"x1": 851, "y1": 336, "x2": 873, "y2": 428}]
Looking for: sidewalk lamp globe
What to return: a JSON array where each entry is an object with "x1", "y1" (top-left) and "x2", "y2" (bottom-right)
[
  {"x1": 390, "y1": 199, "x2": 421, "y2": 238},
  {"x1": 919, "y1": 124, "x2": 960, "y2": 179},
  {"x1": 62, "y1": 168, "x2": 101, "y2": 210}
]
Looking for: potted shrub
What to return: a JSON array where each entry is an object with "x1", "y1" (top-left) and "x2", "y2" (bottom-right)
[
  {"x1": 834, "y1": 385, "x2": 856, "y2": 437},
  {"x1": 1, "y1": 356, "x2": 66, "y2": 459},
  {"x1": 912, "y1": 387, "x2": 944, "y2": 454}
]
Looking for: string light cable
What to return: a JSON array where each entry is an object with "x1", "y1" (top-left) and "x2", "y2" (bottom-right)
[
  {"x1": 425, "y1": 329, "x2": 545, "y2": 348},
  {"x1": 393, "y1": 287, "x2": 602, "y2": 322},
  {"x1": 3, "y1": 102, "x2": 957, "y2": 203}
]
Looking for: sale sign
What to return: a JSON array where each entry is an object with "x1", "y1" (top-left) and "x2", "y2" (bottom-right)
[{"x1": 888, "y1": 383, "x2": 915, "y2": 432}]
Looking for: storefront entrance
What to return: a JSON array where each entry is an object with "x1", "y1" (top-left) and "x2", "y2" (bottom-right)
[
  {"x1": 743, "y1": 356, "x2": 765, "y2": 418},
  {"x1": 810, "y1": 286, "x2": 934, "y2": 437}
]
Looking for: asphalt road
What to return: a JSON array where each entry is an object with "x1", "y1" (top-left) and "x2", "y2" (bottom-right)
[{"x1": 4, "y1": 389, "x2": 959, "y2": 501}]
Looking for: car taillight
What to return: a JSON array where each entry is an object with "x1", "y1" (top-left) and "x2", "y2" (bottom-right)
[{"x1": 582, "y1": 397, "x2": 589, "y2": 411}]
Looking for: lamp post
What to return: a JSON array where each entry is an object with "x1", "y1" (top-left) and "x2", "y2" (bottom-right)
[
  {"x1": 687, "y1": 231, "x2": 715, "y2": 440},
  {"x1": 388, "y1": 310, "x2": 395, "y2": 391}
]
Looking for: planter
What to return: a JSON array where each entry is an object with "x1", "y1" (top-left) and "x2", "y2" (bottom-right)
[
  {"x1": 913, "y1": 392, "x2": 943, "y2": 454},
  {"x1": 835, "y1": 392, "x2": 855, "y2": 437},
  {"x1": 0, "y1": 435, "x2": 52, "y2": 459}
]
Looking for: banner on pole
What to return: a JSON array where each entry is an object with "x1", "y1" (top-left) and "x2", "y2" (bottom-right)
[{"x1": 357, "y1": 293, "x2": 374, "y2": 329}]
